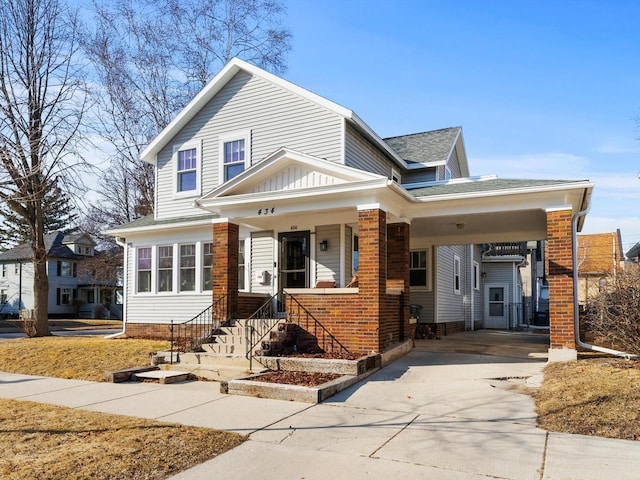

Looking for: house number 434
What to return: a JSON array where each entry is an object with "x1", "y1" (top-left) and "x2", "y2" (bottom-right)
[{"x1": 257, "y1": 207, "x2": 275, "y2": 215}]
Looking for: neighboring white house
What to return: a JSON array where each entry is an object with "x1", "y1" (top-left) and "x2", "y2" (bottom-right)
[
  {"x1": 105, "y1": 57, "x2": 592, "y2": 351},
  {"x1": 0, "y1": 232, "x2": 121, "y2": 319}
]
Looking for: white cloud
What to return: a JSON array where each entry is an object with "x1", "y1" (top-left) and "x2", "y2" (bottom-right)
[{"x1": 595, "y1": 142, "x2": 640, "y2": 155}]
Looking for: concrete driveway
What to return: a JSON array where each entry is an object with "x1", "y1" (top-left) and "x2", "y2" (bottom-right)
[{"x1": 171, "y1": 329, "x2": 640, "y2": 480}]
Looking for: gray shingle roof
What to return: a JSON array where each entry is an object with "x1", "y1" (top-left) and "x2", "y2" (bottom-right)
[
  {"x1": 0, "y1": 231, "x2": 78, "y2": 261},
  {"x1": 407, "y1": 178, "x2": 588, "y2": 198},
  {"x1": 384, "y1": 127, "x2": 460, "y2": 165},
  {"x1": 106, "y1": 213, "x2": 220, "y2": 233}
]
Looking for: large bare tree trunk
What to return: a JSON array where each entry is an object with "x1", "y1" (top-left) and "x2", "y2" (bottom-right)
[{"x1": 32, "y1": 205, "x2": 49, "y2": 336}]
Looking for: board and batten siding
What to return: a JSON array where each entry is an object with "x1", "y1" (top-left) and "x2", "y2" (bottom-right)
[
  {"x1": 155, "y1": 71, "x2": 344, "y2": 220},
  {"x1": 250, "y1": 231, "x2": 274, "y2": 294},
  {"x1": 344, "y1": 123, "x2": 397, "y2": 178},
  {"x1": 315, "y1": 225, "x2": 341, "y2": 285},
  {"x1": 124, "y1": 226, "x2": 214, "y2": 325},
  {"x1": 436, "y1": 245, "x2": 467, "y2": 323}
]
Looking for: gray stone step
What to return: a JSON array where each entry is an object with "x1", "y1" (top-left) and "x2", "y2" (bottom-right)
[
  {"x1": 180, "y1": 351, "x2": 250, "y2": 368},
  {"x1": 212, "y1": 333, "x2": 246, "y2": 345},
  {"x1": 132, "y1": 370, "x2": 191, "y2": 384},
  {"x1": 202, "y1": 343, "x2": 242, "y2": 355}
]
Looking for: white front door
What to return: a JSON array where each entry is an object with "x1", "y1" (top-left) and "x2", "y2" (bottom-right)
[{"x1": 485, "y1": 284, "x2": 509, "y2": 329}]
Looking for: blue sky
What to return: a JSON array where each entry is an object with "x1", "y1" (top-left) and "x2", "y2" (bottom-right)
[{"x1": 281, "y1": 0, "x2": 640, "y2": 252}]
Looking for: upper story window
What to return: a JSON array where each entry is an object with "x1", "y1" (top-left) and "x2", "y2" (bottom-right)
[
  {"x1": 0, "y1": 289, "x2": 6, "y2": 304},
  {"x1": 391, "y1": 168, "x2": 401, "y2": 184},
  {"x1": 14, "y1": 263, "x2": 19, "y2": 275},
  {"x1": 173, "y1": 141, "x2": 201, "y2": 196},
  {"x1": 220, "y1": 130, "x2": 251, "y2": 183},
  {"x1": 57, "y1": 260, "x2": 76, "y2": 278},
  {"x1": 1, "y1": 264, "x2": 6, "y2": 278}
]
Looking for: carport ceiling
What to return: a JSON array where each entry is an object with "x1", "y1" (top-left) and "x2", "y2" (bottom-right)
[{"x1": 410, "y1": 209, "x2": 548, "y2": 245}]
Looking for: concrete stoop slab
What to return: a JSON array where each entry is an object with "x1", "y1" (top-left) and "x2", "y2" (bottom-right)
[{"x1": 132, "y1": 370, "x2": 192, "y2": 384}]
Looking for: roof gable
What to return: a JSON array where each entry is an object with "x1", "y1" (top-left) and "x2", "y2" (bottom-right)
[
  {"x1": 198, "y1": 148, "x2": 386, "y2": 202},
  {"x1": 140, "y1": 58, "x2": 406, "y2": 168},
  {"x1": 0, "y1": 231, "x2": 77, "y2": 262}
]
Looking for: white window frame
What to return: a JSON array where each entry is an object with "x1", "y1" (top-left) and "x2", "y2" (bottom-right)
[
  {"x1": 391, "y1": 168, "x2": 401, "y2": 184},
  {"x1": 409, "y1": 249, "x2": 432, "y2": 291},
  {"x1": 173, "y1": 141, "x2": 201, "y2": 197},
  {"x1": 136, "y1": 247, "x2": 153, "y2": 294},
  {"x1": 60, "y1": 287, "x2": 73, "y2": 305},
  {"x1": 14, "y1": 263, "x2": 19, "y2": 275},
  {"x1": 179, "y1": 243, "x2": 197, "y2": 292},
  {"x1": 444, "y1": 166, "x2": 452, "y2": 180},
  {"x1": 219, "y1": 130, "x2": 251, "y2": 183},
  {"x1": 1, "y1": 264, "x2": 6, "y2": 278},
  {"x1": 473, "y1": 261, "x2": 480, "y2": 291},
  {"x1": 202, "y1": 242, "x2": 213, "y2": 292},
  {"x1": 157, "y1": 245, "x2": 174, "y2": 293},
  {"x1": 60, "y1": 261, "x2": 73, "y2": 278},
  {"x1": 0, "y1": 289, "x2": 7, "y2": 304},
  {"x1": 453, "y1": 254, "x2": 461, "y2": 295}
]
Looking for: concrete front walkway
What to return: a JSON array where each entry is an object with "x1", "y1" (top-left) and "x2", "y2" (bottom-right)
[{"x1": 1, "y1": 330, "x2": 640, "y2": 479}]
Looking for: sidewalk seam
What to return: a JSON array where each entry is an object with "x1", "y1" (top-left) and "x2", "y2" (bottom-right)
[
  {"x1": 539, "y1": 431, "x2": 549, "y2": 480},
  {"x1": 368, "y1": 413, "x2": 420, "y2": 458}
]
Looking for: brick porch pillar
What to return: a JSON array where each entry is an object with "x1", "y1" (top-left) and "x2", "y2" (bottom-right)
[
  {"x1": 546, "y1": 208, "x2": 577, "y2": 361},
  {"x1": 387, "y1": 221, "x2": 410, "y2": 342},
  {"x1": 358, "y1": 207, "x2": 386, "y2": 352},
  {"x1": 213, "y1": 220, "x2": 239, "y2": 320}
]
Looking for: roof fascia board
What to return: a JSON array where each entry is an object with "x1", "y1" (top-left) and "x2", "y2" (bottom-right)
[
  {"x1": 103, "y1": 217, "x2": 218, "y2": 236},
  {"x1": 348, "y1": 113, "x2": 408, "y2": 169},
  {"x1": 453, "y1": 129, "x2": 470, "y2": 177},
  {"x1": 198, "y1": 148, "x2": 387, "y2": 201}
]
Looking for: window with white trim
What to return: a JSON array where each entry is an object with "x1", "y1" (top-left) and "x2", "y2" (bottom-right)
[
  {"x1": 177, "y1": 148, "x2": 197, "y2": 192},
  {"x1": 444, "y1": 166, "x2": 452, "y2": 180},
  {"x1": 410, "y1": 250, "x2": 428, "y2": 288},
  {"x1": 180, "y1": 244, "x2": 196, "y2": 292},
  {"x1": 59, "y1": 260, "x2": 73, "y2": 277},
  {"x1": 202, "y1": 242, "x2": 213, "y2": 291},
  {"x1": 0, "y1": 289, "x2": 7, "y2": 304},
  {"x1": 473, "y1": 261, "x2": 480, "y2": 290},
  {"x1": 238, "y1": 240, "x2": 246, "y2": 290},
  {"x1": 157, "y1": 246, "x2": 173, "y2": 292},
  {"x1": 220, "y1": 130, "x2": 250, "y2": 182},
  {"x1": 14, "y1": 263, "x2": 19, "y2": 275},
  {"x1": 60, "y1": 287, "x2": 72, "y2": 305},
  {"x1": 137, "y1": 247, "x2": 152, "y2": 293},
  {"x1": 391, "y1": 168, "x2": 401, "y2": 184},
  {"x1": 1, "y1": 264, "x2": 6, "y2": 278},
  {"x1": 453, "y1": 254, "x2": 461, "y2": 295}
]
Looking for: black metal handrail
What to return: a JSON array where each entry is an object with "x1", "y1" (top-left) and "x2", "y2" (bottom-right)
[
  {"x1": 170, "y1": 293, "x2": 229, "y2": 364},
  {"x1": 245, "y1": 292, "x2": 285, "y2": 370},
  {"x1": 285, "y1": 293, "x2": 350, "y2": 356}
]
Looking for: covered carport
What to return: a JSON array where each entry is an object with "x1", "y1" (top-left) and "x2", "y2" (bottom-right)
[{"x1": 404, "y1": 176, "x2": 594, "y2": 362}]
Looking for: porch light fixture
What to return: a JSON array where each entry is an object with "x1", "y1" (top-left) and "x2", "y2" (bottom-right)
[{"x1": 319, "y1": 240, "x2": 329, "y2": 251}]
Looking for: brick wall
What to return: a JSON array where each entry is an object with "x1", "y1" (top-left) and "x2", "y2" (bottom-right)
[
  {"x1": 213, "y1": 222, "x2": 239, "y2": 318},
  {"x1": 125, "y1": 322, "x2": 172, "y2": 340},
  {"x1": 546, "y1": 209, "x2": 576, "y2": 349},
  {"x1": 238, "y1": 293, "x2": 269, "y2": 318}
]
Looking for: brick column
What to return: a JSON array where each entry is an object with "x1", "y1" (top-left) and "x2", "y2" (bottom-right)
[
  {"x1": 358, "y1": 208, "x2": 386, "y2": 352},
  {"x1": 213, "y1": 221, "x2": 239, "y2": 320},
  {"x1": 546, "y1": 208, "x2": 577, "y2": 361},
  {"x1": 387, "y1": 222, "x2": 410, "y2": 342}
]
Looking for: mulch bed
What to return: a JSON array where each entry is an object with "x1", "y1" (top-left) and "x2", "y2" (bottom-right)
[
  {"x1": 275, "y1": 351, "x2": 363, "y2": 361},
  {"x1": 253, "y1": 370, "x2": 341, "y2": 387}
]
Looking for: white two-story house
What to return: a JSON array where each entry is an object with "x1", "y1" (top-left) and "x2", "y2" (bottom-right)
[{"x1": 106, "y1": 58, "x2": 593, "y2": 360}]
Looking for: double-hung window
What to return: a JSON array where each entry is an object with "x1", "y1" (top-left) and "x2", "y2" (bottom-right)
[
  {"x1": 158, "y1": 246, "x2": 173, "y2": 292},
  {"x1": 0, "y1": 289, "x2": 7, "y2": 304},
  {"x1": 473, "y1": 261, "x2": 480, "y2": 290},
  {"x1": 1, "y1": 264, "x2": 6, "y2": 278},
  {"x1": 220, "y1": 130, "x2": 250, "y2": 182},
  {"x1": 177, "y1": 148, "x2": 197, "y2": 192},
  {"x1": 238, "y1": 241, "x2": 246, "y2": 290},
  {"x1": 202, "y1": 242, "x2": 213, "y2": 291},
  {"x1": 180, "y1": 244, "x2": 196, "y2": 292},
  {"x1": 410, "y1": 250, "x2": 429, "y2": 288},
  {"x1": 137, "y1": 247, "x2": 152, "y2": 293},
  {"x1": 453, "y1": 254, "x2": 461, "y2": 295}
]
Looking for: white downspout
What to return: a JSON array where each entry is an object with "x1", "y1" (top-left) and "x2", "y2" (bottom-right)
[
  {"x1": 106, "y1": 236, "x2": 127, "y2": 339},
  {"x1": 572, "y1": 208, "x2": 636, "y2": 358},
  {"x1": 469, "y1": 244, "x2": 474, "y2": 331}
]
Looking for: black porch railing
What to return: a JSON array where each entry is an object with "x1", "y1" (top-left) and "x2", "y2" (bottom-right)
[
  {"x1": 170, "y1": 293, "x2": 229, "y2": 363},
  {"x1": 245, "y1": 292, "x2": 286, "y2": 371},
  {"x1": 284, "y1": 293, "x2": 350, "y2": 356}
]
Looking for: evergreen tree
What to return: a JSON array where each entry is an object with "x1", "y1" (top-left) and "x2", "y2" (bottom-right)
[{"x1": 0, "y1": 184, "x2": 78, "y2": 251}]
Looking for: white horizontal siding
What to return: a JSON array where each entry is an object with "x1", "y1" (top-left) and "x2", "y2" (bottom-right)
[
  {"x1": 403, "y1": 169, "x2": 437, "y2": 184},
  {"x1": 156, "y1": 72, "x2": 343, "y2": 219},
  {"x1": 250, "y1": 166, "x2": 343, "y2": 193},
  {"x1": 315, "y1": 225, "x2": 340, "y2": 285},
  {"x1": 126, "y1": 294, "x2": 212, "y2": 325},
  {"x1": 344, "y1": 124, "x2": 396, "y2": 177},
  {"x1": 436, "y1": 245, "x2": 467, "y2": 323},
  {"x1": 251, "y1": 231, "x2": 274, "y2": 294}
]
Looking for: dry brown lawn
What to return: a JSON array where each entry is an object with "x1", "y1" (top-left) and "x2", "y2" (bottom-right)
[
  {"x1": 534, "y1": 358, "x2": 640, "y2": 441},
  {"x1": 0, "y1": 398, "x2": 245, "y2": 480},
  {"x1": 0, "y1": 336, "x2": 246, "y2": 479},
  {"x1": 0, "y1": 336, "x2": 169, "y2": 381}
]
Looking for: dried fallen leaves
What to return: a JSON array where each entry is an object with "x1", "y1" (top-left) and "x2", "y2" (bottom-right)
[{"x1": 254, "y1": 370, "x2": 341, "y2": 387}]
